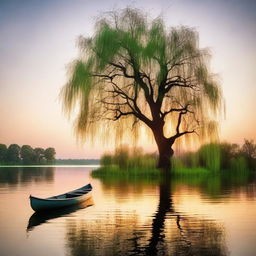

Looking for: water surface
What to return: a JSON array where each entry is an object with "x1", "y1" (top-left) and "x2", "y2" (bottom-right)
[{"x1": 0, "y1": 166, "x2": 255, "y2": 256}]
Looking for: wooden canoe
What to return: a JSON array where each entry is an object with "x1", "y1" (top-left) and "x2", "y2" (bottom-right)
[
  {"x1": 30, "y1": 183, "x2": 92, "y2": 211},
  {"x1": 27, "y1": 198, "x2": 94, "y2": 231}
]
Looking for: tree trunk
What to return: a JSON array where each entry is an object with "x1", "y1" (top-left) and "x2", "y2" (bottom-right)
[
  {"x1": 152, "y1": 124, "x2": 174, "y2": 172},
  {"x1": 157, "y1": 142, "x2": 174, "y2": 171}
]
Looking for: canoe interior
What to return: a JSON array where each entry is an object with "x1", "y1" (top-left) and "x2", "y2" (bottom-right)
[{"x1": 47, "y1": 184, "x2": 92, "y2": 199}]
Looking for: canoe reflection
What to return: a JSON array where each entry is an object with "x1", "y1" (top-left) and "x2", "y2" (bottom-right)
[{"x1": 27, "y1": 198, "x2": 93, "y2": 231}]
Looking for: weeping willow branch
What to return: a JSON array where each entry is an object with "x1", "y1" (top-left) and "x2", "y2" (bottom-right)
[{"x1": 61, "y1": 7, "x2": 224, "y2": 156}]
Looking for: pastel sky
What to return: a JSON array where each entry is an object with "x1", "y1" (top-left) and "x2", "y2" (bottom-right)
[{"x1": 0, "y1": 0, "x2": 255, "y2": 158}]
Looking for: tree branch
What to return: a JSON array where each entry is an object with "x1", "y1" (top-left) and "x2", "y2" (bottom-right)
[
  {"x1": 172, "y1": 130, "x2": 195, "y2": 140},
  {"x1": 168, "y1": 105, "x2": 196, "y2": 141},
  {"x1": 101, "y1": 79, "x2": 153, "y2": 127},
  {"x1": 162, "y1": 103, "x2": 193, "y2": 119}
]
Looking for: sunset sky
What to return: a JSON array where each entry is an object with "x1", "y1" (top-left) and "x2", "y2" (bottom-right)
[{"x1": 0, "y1": 0, "x2": 255, "y2": 158}]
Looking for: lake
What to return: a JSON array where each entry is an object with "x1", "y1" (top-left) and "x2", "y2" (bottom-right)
[{"x1": 0, "y1": 166, "x2": 255, "y2": 256}]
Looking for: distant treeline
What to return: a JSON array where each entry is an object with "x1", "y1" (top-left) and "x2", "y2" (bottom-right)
[
  {"x1": 55, "y1": 159, "x2": 100, "y2": 165},
  {"x1": 0, "y1": 144, "x2": 56, "y2": 165},
  {"x1": 100, "y1": 139, "x2": 256, "y2": 172}
]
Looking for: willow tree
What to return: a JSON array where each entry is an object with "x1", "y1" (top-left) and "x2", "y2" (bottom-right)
[{"x1": 61, "y1": 8, "x2": 223, "y2": 170}]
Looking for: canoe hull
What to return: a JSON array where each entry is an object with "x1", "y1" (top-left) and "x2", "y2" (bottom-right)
[{"x1": 30, "y1": 184, "x2": 92, "y2": 212}]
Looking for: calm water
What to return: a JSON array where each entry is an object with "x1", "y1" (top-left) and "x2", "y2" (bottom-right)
[{"x1": 0, "y1": 166, "x2": 255, "y2": 256}]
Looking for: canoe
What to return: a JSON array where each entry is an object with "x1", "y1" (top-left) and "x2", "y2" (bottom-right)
[
  {"x1": 30, "y1": 183, "x2": 92, "y2": 212},
  {"x1": 27, "y1": 198, "x2": 94, "y2": 231}
]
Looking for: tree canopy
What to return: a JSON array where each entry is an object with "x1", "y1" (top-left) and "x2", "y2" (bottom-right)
[
  {"x1": 34, "y1": 148, "x2": 45, "y2": 163},
  {"x1": 21, "y1": 145, "x2": 36, "y2": 164},
  {"x1": 61, "y1": 8, "x2": 223, "y2": 169},
  {"x1": 6, "y1": 144, "x2": 21, "y2": 163},
  {"x1": 44, "y1": 148, "x2": 56, "y2": 162},
  {"x1": 0, "y1": 144, "x2": 7, "y2": 162}
]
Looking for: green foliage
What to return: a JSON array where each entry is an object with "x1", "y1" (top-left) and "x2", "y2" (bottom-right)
[
  {"x1": 172, "y1": 155, "x2": 210, "y2": 175},
  {"x1": 100, "y1": 154, "x2": 113, "y2": 167},
  {"x1": 96, "y1": 138, "x2": 256, "y2": 177},
  {"x1": 6, "y1": 144, "x2": 21, "y2": 164},
  {"x1": 172, "y1": 157, "x2": 184, "y2": 171},
  {"x1": 218, "y1": 143, "x2": 239, "y2": 169},
  {"x1": 173, "y1": 167, "x2": 210, "y2": 176},
  {"x1": 100, "y1": 145, "x2": 157, "y2": 170},
  {"x1": 241, "y1": 139, "x2": 256, "y2": 158},
  {"x1": 240, "y1": 139, "x2": 256, "y2": 170},
  {"x1": 34, "y1": 148, "x2": 45, "y2": 163},
  {"x1": 198, "y1": 144, "x2": 221, "y2": 172},
  {"x1": 96, "y1": 145, "x2": 212, "y2": 179},
  {"x1": 94, "y1": 25, "x2": 121, "y2": 70},
  {"x1": 92, "y1": 166, "x2": 160, "y2": 180},
  {"x1": 61, "y1": 7, "x2": 223, "y2": 148},
  {"x1": 113, "y1": 146, "x2": 130, "y2": 169},
  {"x1": 230, "y1": 156, "x2": 248, "y2": 172},
  {"x1": 21, "y1": 145, "x2": 36, "y2": 164},
  {"x1": 44, "y1": 148, "x2": 56, "y2": 162},
  {"x1": 0, "y1": 143, "x2": 56, "y2": 165},
  {"x1": 0, "y1": 144, "x2": 7, "y2": 163},
  {"x1": 175, "y1": 139, "x2": 256, "y2": 172}
]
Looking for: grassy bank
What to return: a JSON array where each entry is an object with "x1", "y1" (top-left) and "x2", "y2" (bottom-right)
[
  {"x1": 91, "y1": 140, "x2": 256, "y2": 183},
  {"x1": 92, "y1": 162, "x2": 252, "y2": 181},
  {"x1": 93, "y1": 139, "x2": 256, "y2": 179},
  {"x1": 91, "y1": 165, "x2": 211, "y2": 179},
  {"x1": 92, "y1": 165, "x2": 159, "y2": 178}
]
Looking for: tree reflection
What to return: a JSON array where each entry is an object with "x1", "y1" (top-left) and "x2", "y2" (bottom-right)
[
  {"x1": 93, "y1": 170, "x2": 254, "y2": 199},
  {"x1": 64, "y1": 178, "x2": 228, "y2": 256},
  {"x1": 145, "y1": 180, "x2": 172, "y2": 255},
  {"x1": 0, "y1": 167, "x2": 54, "y2": 186}
]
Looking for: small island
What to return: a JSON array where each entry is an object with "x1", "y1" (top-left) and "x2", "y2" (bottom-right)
[{"x1": 93, "y1": 139, "x2": 256, "y2": 180}]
